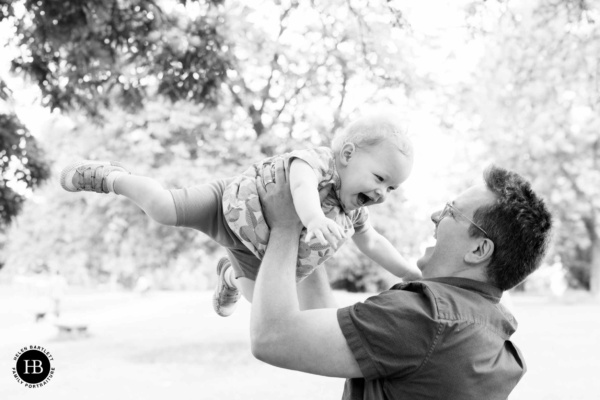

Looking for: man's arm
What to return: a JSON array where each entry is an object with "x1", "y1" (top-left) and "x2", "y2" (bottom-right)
[
  {"x1": 297, "y1": 265, "x2": 338, "y2": 310},
  {"x1": 250, "y1": 159, "x2": 362, "y2": 378}
]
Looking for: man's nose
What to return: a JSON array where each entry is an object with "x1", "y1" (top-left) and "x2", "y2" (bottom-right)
[{"x1": 431, "y1": 210, "x2": 441, "y2": 224}]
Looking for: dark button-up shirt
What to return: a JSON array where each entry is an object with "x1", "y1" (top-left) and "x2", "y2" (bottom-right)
[{"x1": 337, "y1": 277, "x2": 525, "y2": 399}]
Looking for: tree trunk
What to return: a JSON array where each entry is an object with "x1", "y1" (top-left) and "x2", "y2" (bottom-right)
[
  {"x1": 583, "y1": 215, "x2": 600, "y2": 298},
  {"x1": 591, "y1": 236, "x2": 600, "y2": 298}
]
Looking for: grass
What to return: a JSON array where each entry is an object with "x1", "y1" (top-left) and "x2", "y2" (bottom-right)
[{"x1": 0, "y1": 284, "x2": 598, "y2": 399}]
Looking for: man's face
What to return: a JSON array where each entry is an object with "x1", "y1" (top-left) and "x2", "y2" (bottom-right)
[
  {"x1": 417, "y1": 184, "x2": 496, "y2": 278},
  {"x1": 336, "y1": 141, "x2": 413, "y2": 212}
]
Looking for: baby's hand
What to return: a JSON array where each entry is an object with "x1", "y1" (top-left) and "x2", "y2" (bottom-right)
[{"x1": 305, "y1": 217, "x2": 346, "y2": 249}]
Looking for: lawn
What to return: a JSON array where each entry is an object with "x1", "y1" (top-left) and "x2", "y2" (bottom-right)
[{"x1": 0, "y1": 284, "x2": 598, "y2": 399}]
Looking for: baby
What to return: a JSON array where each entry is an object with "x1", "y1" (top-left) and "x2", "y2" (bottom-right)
[{"x1": 61, "y1": 113, "x2": 422, "y2": 316}]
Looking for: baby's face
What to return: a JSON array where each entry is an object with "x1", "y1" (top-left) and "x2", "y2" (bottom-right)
[{"x1": 337, "y1": 141, "x2": 412, "y2": 211}]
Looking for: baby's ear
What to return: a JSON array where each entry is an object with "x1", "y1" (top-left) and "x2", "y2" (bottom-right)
[{"x1": 339, "y1": 142, "x2": 356, "y2": 166}]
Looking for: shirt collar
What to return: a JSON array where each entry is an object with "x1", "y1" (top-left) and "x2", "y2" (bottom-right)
[{"x1": 416, "y1": 277, "x2": 503, "y2": 303}]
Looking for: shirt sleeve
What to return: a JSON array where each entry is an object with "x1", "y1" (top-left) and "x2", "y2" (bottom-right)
[{"x1": 337, "y1": 285, "x2": 443, "y2": 380}]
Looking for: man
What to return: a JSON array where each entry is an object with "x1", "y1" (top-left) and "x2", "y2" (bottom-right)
[{"x1": 250, "y1": 160, "x2": 552, "y2": 399}]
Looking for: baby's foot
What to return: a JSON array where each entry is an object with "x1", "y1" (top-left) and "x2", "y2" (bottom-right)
[
  {"x1": 213, "y1": 257, "x2": 240, "y2": 317},
  {"x1": 60, "y1": 160, "x2": 129, "y2": 194}
]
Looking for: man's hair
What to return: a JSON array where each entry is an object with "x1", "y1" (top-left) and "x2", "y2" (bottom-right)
[
  {"x1": 331, "y1": 113, "x2": 412, "y2": 157},
  {"x1": 470, "y1": 166, "x2": 553, "y2": 291}
]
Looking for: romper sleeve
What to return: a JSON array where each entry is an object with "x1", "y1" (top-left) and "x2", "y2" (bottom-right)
[
  {"x1": 351, "y1": 207, "x2": 370, "y2": 234},
  {"x1": 336, "y1": 284, "x2": 443, "y2": 380},
  {"x1": 287, "y1": 147, "x2": 335, "y2": 185}
]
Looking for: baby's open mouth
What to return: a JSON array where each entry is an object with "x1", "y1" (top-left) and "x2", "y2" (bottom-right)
[{"x1": 357, "y1": 192, "x2": 372, "y2": 206}]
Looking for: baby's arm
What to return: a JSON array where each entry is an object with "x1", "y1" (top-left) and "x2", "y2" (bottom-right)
[
  {"x1": 288, "y1": 159, "x2": 345, "y2": 247},
  {"x1": 352, "y1": 224, "x2": 422, "y2": 280}
]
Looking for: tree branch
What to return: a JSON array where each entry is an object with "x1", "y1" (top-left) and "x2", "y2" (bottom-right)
[{"x1": 256, "y1": 1, "x2": 298, "y2": 135}]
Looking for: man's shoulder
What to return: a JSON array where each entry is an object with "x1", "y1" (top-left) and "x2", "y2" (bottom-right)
[
  {"x1": 352, "y1": 278, "x2": 504, "y2": 320},
  {"x1": 355, "y1": 281, "x2": 440, "y2": 319},
  {"x1": 387, "y1": 279, "x2": 503, "y2": 316},
  {"x1": 402, "y1": 278, "x2": 518, "y2": 338}
]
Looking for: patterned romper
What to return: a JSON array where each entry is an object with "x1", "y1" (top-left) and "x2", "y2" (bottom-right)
[{"x1": 222, "y1": 147, "x2": 370, "y2": 281}]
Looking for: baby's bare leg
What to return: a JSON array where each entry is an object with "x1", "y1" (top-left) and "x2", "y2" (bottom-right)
[
  {"x1": 114, "y1": 174, "x2": 177, "y2": 226},
  {"x1": 60, "y1": 160, "x2": 178, "y2": 226},
  {"x1": 236, "y1": 277, "x2": 255, "y2": 302}
]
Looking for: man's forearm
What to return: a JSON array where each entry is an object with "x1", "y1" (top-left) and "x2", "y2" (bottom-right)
[
  {"x1": 250, "y1": 161, "x2": 363, "y2": 378},
  {"x1": 251, "y1": 225, "x2": 302, "y2": 341},
  {"x1": 297, "y1": 265, "x2": 337, "y2": 310}
]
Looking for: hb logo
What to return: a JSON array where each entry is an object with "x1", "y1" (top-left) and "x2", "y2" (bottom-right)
[
  {"x1": 16, "y1": 350, "x2": 51, "y2": 384},
  {"x1": 24, "y1": 360, "x2": 44, "y2": 374}
]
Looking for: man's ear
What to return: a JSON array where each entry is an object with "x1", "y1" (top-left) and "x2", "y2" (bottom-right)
[
  {"x1": 339, "y1": 142, "x2": 356, "y2": 166},
  {"x1": 464, "y1": 238, "x2": 494, "y2": 265}
]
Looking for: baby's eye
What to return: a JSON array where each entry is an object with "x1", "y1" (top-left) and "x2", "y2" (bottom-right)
[{"x1": 374, "y1": 174, "x2": 384, "y2": 182}]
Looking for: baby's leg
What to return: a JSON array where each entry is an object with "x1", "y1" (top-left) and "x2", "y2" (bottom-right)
[
  {"x1": 60, "y1": 160, "x2": 177, "y2": 226},
  {"x1": 214, "y1": 254, "x2": 255, "y2": 317},
  {"x1": 232, "y1": 276, "x2": 255, "y2": 303},
  {"x1": 113, "y1": 174, "x2": 176, "y2": 226},
  {"x1": 224, "y1": 249, "x2": 256, "y2": 303}
]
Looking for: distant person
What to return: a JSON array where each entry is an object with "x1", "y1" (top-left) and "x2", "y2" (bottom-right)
[
  {"x1": 49, "y1": 269, "x2": 67, "y2": 318},
  {"x1": 36, "y1": 268, "x2": 67, "y2": 322},
  {"x1": 134, "y1": 275, "x2": 152, "y2": 295},
  {"x1": 250, "y1": 160, "x2": 552, "y2": 400},
  {"x1": 60, "y1": 114, "x2": 421, "y2": 316}
]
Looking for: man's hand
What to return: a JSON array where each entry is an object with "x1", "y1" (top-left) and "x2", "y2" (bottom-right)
[
  {"x1": 256, "y1": 158, "x2": 302, "y2": 232},
  {"x1": 305, "y1": 216, "x2": 346, "y2": 249}
]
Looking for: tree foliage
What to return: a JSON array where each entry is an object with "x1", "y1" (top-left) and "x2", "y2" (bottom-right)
[
  {"x1": 454, "y1": 0, "x2": 600, "y2": 294},
  {"x1": 216, "y1": 0, "x2": 420, "y2": 150},
  {"x1": 1, "y1": 0, "x2": 427, "y2": 288},
  {"x1": 4, "y1": 0, "x2": 228, "y2": 116},
  {"x1": 3, "y1": 101, "x2": 240, "y2": 288},
  {"x1": 0, "y1": 112, "x2": 49, "y2": 230},
  {"x1": 3, "y1": 0, "x2": 420, "y2": 132}
]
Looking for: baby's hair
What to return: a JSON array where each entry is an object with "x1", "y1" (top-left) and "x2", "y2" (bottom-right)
[{"x1": 331, "y1": 113, "x2": 412, "y2": 157}]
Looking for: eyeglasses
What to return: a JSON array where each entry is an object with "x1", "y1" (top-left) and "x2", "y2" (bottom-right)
[{"x1": 436, "y1": 202, "x2": 489, "y2": 238}]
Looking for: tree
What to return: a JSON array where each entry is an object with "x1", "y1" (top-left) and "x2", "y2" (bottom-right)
[
  {"x1": 3, "y1": 0, "x2": 420, "y2": 137},
  {"x1": 1, "y1": 0, "x2": 431, "y2": 287},
  {"x1": 3, "y1": 0, "x2": 228, "y2": 116},
  {"x1": 0, "y1": 110, "x2": 50, "y2": 231},
  {"x1": 215, "y1": 0, "x2": 421, "y2": 154},
  {"x1": 3, "y1": 100, "x2": 242, "y2": 288},
  {"x1": 454, "y1": 0, "x2": 600, "y2": 295}
]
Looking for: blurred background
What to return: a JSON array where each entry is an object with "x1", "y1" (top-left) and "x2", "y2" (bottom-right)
[{"x1": 0, "y1": 0, "x2": 598, "y2": 399}]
